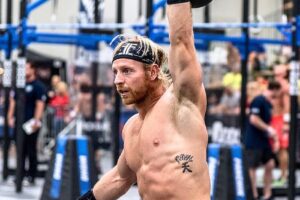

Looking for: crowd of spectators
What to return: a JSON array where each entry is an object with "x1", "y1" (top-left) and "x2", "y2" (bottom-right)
[{"x1": 206, "y1": 44, "x2": 296, "y2": 192}]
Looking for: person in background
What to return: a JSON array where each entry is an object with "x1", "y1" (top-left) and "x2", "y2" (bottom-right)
[
  {"x1": 271, "y1": 64, "x2": 290, "y2": 186},
  {"x1": 208, "y1": 56, "x2": 242, "y2": 115},
  {"x1": 49, "y1": 81, "x2": 70, "y2": 112},
  {"x1": 254, "y1": 72, "x2": 269, "y2": 92},
  {"x1": 49, "y1": 81, "x2": 70, "y2": 134},
  {"x1": 244, "y1": 81, "x2": 281, "y2": 200},
  {"x1": 226, "y1": 43, "x2": 241, "y2": 72},
  {"x1": 222, "y1": 62, "x2": 242, "y2": 91},
  {"x1": 247, "y1": 81, "x2": 263, "y2": 107},
  {"x1": 209, "y1": 58, "x2": 241, "y2": 115},
  {"x1": 209, "y1": 85, "x2": 240, "y2": 115},
  {"x1": 92, "y1": 93, "x2": 112, "y2": 174},
  {"x1": 66, "y1": 74, "x2": 111, "y2": 175},
  {"x1": 248, "y1": 51, "x2": 268, "y2": 77},
  {"x1": 64, "y1": 73, "x2": 92, "y2": 123},
  {"x1": 273, "y1": 64, "x2": 290, "y2": 119},
  {"x1": 7, "y1": 61, "x2": 47, "y2": 185},
  {"x1": 47, "y1": 75, "x2": 61, "y2": 100}
]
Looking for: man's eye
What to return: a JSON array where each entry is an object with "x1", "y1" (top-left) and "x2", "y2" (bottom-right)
[{"x1": 123, "y1": 69, "x2": 131, "y2": 74}]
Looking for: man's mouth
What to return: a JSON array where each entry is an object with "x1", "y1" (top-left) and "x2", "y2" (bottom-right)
[{"x1": 118, "y1": 89, "x2": 130, "y2": 97}]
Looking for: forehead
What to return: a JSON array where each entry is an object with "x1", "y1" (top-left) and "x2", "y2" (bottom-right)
[
  {"x1": 26, "y1": 63, "x2": 32, "y2": 68},
  {"x1": 112, "y1": 58, "x2": 144, "y2": 70}
]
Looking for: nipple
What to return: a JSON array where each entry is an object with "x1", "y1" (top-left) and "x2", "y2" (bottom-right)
[{"x1": 153, "y1": 139, "x2": 160, "y2": 146}]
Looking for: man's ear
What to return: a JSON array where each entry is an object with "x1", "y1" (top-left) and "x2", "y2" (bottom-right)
[{"x1": 149, "y1": 64, "x2": 160, "y2": 81}]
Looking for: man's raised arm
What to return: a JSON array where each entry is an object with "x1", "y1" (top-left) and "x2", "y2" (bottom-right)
[{"x1": 167, "y1": 1, "x2": 206, "y2": 112}]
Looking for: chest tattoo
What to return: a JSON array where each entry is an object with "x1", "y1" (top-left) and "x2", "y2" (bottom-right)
[{"x1": 175, "y1": 154, "x2": 193, "y2": 173}]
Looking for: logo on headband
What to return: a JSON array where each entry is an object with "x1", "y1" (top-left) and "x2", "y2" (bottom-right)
[
  {"x1": 112, "y1": 41, "x2": 155, "y2": 64},
  {"x1": 119, "y1": 43, "x2": 139, "y2": 56}
]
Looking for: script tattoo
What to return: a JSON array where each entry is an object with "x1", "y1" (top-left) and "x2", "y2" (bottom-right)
[{"x1": 175, "y1": 154, "x2": 193, "y2": 173}]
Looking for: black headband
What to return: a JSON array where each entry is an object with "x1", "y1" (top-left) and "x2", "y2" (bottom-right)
[{"x1": 112, "y1": 41, "x2": 155, "y2": 64}]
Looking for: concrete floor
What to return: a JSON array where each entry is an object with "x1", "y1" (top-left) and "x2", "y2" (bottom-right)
[
  {"x1": 0, "y1": 178, "x2": 140, "y2": 200},
  {"x1": 0, "y1": 150, "x2": 140, "y2": 200}
]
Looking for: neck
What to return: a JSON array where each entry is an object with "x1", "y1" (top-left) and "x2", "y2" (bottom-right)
[
  {"x1": 262, "y1": 90, "x2": 271, "y2": 102},
  {"x1": 135, "y1": 82, "x2": 166, "y2": 118},
  {"x1": 27, "y1": 75, "x2": 35, "y2": 82}
]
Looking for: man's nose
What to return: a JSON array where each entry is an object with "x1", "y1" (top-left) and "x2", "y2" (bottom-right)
[{"x1": 114, "y1": 73, "x2": 124, "y2": 85}]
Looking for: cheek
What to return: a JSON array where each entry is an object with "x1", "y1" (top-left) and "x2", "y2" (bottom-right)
[
  {"x1": 130, "y1": 78, "x2": 148, "y2": 94},
  {"x1": 128, "y1": 74, "x2": 146, "y2": 87}
]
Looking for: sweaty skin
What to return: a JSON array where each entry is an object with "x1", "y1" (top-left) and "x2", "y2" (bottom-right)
[{"x1": 92, "y1": 2, "x2": 210, "y2": 200}]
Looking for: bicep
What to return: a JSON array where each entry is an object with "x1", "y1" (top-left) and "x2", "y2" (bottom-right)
[
  {"x1": 169, "y1": 43, "x2": 203, "y2": 103},
  {"x1": 117, "y1": 150, "x2": 136, "y2": 182},
  {"x1": 249, "y1": 101, "x2": 262, "y2": 126},
  {"x1": 249, "y1": 114, "x2": 259, "y2": 124},
  {"x1": 36, "y1": 100, "x2": 46, "y2": 110}
]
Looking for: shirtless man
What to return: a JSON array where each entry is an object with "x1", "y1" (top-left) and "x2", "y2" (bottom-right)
[{"x1": 78, "y1": 1, "x2": 211, "y2": 199}]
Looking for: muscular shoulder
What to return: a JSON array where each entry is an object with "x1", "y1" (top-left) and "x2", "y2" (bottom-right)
[{"x1": 122, "y1": 114, "x2": 140, "y2": 139}]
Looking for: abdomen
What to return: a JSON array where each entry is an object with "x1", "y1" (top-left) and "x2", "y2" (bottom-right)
[{"x1": 136, "y1": 143, "x2": 210, "y2": 200}]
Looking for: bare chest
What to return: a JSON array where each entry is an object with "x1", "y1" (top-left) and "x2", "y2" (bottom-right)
[
  {"x1": 124, "y1": 112, "x2": 204, "y2": 173},
  {"x1": 124, "y1": 113, "x2": 178, "y2": 170},
  {"x1": 123, "y1": 89, "x2": 206, "y2": 171}
]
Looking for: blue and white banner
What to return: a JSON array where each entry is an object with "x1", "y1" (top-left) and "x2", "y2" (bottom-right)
[
  {"x1": 76, "y1": 136, "x2": 91, "y2": 195},
  {"x1": 208, "y1": 144, "x2": 220, "y2": 200},
  {"x1": 50, "y1": 136, "x2": 67, "y2": 199},
  {"x1": 231, "y1": 145, "x2": 246, "y2": 200}
]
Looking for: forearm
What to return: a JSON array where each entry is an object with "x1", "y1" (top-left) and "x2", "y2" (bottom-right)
[
  {"x1": 92, "y1": 167, "x2": 134, "y2": 200},
  {"x1": 34, "y1": 100, "x2": 45, "y2": 121},
  {"x1": 250, "y1": 115, "x2": 269, "y2": 132},
  {"x1": 166, "y1": 1, "x2": 203, "y2": 103},
  {"x1": 7, "y1": 99, "x2": 15, "y2": 119},
  {"x1": 167, "y1": 2, "x2": 193, "y2": 46}
]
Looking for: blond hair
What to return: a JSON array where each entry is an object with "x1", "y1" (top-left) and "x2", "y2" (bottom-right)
[
  {"x1": 55, "y1": 81, "x2": 68, "y2": 95},
  {"x1": 113, "y1": 35, "x2": 171, "y2": 88}
]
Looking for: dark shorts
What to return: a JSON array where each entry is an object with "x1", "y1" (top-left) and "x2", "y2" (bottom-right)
[{"x1": 245, "y1": 148, "x2": 276, "y2": 168}]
